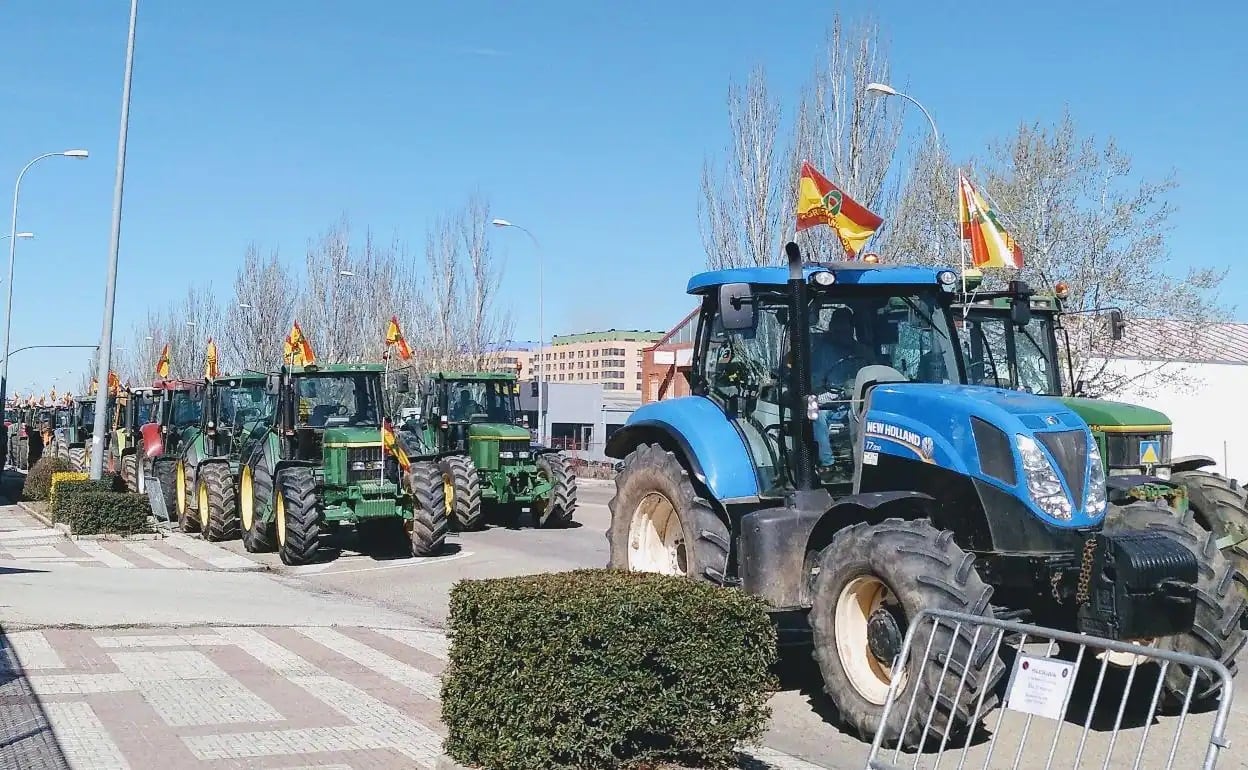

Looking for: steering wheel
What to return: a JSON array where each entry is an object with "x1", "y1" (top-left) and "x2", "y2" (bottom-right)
[{"x1": 335, "y1": 404, "x2": 349, "y2": 416}]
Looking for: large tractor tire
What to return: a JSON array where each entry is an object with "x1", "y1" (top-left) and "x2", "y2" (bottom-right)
[
  {"x1": 197, "y1": 463, "x2": 239, "y2": 542},
  {"x1": 176, "y1": 460, "x2": 200, "y2": 533},
  {"x1": 439, "y1": 455, "x2": 483, "y2": 531},
  {"x1": 275, "y1": 466, "x2": 324, "y2": 566},
  {"x1": 536, "y1": 452, "x2": 577, "y2": 528},
  {"x1": 238, "y1": 462, "x2": 277, "y2": 553},
  {"x1": 607, "y1": 443, "x2": 729, "y2": 584},
  {"x1": 1173, "y1": 470, "x2": 1248, "y2": 603},
  {"x1": 68, "y1": 446, "x2": 86, "y2": 472},
  {"x1": 120, "y1": 453, "x2": 138, "y2": 493},
  {"x1": 1104, "y1": 501, "x2": 1247, "y2": 709},
  {"x1": 406, "y1": 461, "x2": 449, "y2": 557},
  {"x1": 809, "y1": 518, "x2": 1002, "y2": 748},
  {"x1": 152, "y1": 460, "x2": 180, "y2": 525}
]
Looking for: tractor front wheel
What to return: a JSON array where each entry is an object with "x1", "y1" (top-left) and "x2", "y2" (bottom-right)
[
  {"x1": 809, "y1": 518, "x2": 1002, "y2": 748},
  {"x1": 275, "y1": 467, "x2": 324, "y2": 566},
  {"x1": 406, "y1": 461, "x2": 449, "y2": 557},
  {"x1": 238, "y1": 463, "x2": 276, "y2": 553},
  {"x1": 536, "y1": 452, "x2": 577, "y2": 528},
  {"x1": 198, "y1": 463, "x2": 239, "y2": 542},
  {"x1": 607, "y1": 443, "x2": 729, "y2": 584},
  {"x1": 439, "y1": 455, "x2": 483, "y2": 531},
  {"x1": 1173, "y1": 470, "x2": 1248, "y2": 606},
  {"x1": 1104, "y1": 501, "x2": 1247, "y2": 709}
]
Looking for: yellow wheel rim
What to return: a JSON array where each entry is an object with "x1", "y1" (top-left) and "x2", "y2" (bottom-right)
[
  {"x1": 276, "y1": 488, "x2": 287, "y2": 546},
  {"x1": 198, "y1": 480, "x2": 210, "y2": 529},
  {"x1": 443, "y1": 473, "x2": 454, "y2": 512},
  {"x1": 176, "y1": 462, "x2": 187, "y2": 516},
  {"x1": 240, "y1": 466, "x2": 254, "y2": 531}
]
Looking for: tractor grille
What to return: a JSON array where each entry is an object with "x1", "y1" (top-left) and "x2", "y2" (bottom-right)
[
  {"x1": 347, "y1": 446, "x2": 384, "y2": 483},
  {"x1": 1105, "y1": 432, "x2": 1171, "y2": 470},
  {"x1": 1036, "y1": 430, "x2": 1088, "y2": 507}
]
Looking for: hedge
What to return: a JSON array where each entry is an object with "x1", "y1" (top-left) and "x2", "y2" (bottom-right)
[
  {"x1": 49, "y1": 472, "x2": 89, "y2": 520},
  {"x1": 441, "y1": 569, "x2": 776, "y2": 770},
  {"x1": 50, "y1": 477, "x2": 116, "y2": 523},
  {"x1": 23, "y1": 456, "x2": 73, "y2": 501},
  {"x1": 63, "y1": 491, "x2": 152, "y2": 536}
]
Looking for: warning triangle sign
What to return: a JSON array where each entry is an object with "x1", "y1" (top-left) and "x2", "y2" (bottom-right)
[{"x1": 1140, "y1": 441, "x2": 1161, "y2": 465}]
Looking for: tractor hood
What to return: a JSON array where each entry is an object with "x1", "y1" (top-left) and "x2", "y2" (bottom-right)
[
  {"x1": 1059, "y1": 396, "x2": 1170, "y2": 430},
  {"x1": 322, "y1": 426, "x2": 383, "y2": 446},
  {"x1": 469, "y1": 423, "x2": 531, "y2": 440}
]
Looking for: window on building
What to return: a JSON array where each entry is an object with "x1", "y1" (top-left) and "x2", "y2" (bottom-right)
[{"x1": 636, "y1": 383, "x2": 642, "y2": 390}]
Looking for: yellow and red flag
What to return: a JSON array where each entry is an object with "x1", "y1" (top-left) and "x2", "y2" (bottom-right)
[
  {"x1": 796, "y1": 161, "x2": 883, "y2": 257},
  {"x1": 385, "y1": 316, "x2": 413, "y2": 361},
  {"x1": 284, "y1": 321, "x2": 316, "y2": 366},
  {"x1": 155, "y1": 344, "x2": 171, "y2": 379},
  {"x1": 958, "y1": 173, "x2": 1023, "y2": 269},
  {"x1": 108, "y1": 371, "x2": 121, "y2": 394},
  {"x1": 381, "y1": 418, "x2": 410, "y2": 471},
  {"x1": 205, "y1": 337, "x2": 220, "y2": 379}
]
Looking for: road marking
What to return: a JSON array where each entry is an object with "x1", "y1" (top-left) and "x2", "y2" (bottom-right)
[
  {"x1": 6, "y1": 545, "x2": 72, "y2": 560},
  {"x1": 109, "y1": 650, "x2": 227, "y2": 682},
  {"x1": 5, "y1": 630, "x2": 64, "y2": 669},
  {"x1": 123, "y1": 541, "x2": 189, "y2": 569},
  {"x1": 43, "y1": 701, "x2": 131, "y2": 770},
  {"x1": 75, "y1": 541, "x2": 136, "y2": 568},
  {"x1": 163, "y1": 533, "x2": 261, "y2": 570},
  {"x1": 94, "y1": 633, "x2": 230, "y2": 648},
  {"x1": 139, "y1": 678, "x2": 283, "y2": 727},
  {"x1": 373, "y1": 628, "x2": 449, "y2": 661},
  {"x1": 27, "y1": 673, "x2": 133, "y2": 695},
  {"x1": 296, "y1": 627, "x2": 442, "y2": 701},
  {"x1": 299, "y1": 549, "x2": 473, "y2": 576}
]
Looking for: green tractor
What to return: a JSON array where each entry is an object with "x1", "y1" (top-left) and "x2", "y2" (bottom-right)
[
  {"x1": 52, "y1": 396, "x2": 111, "y2": 472},
  {"x1": 173, "y1": 373, "x2": 267, "y2": 540},
  {"x1": 236, "y1": 362, "x2": 448, "y2": 566},
  {"x1": 957, "y1": 282, "x2": 1248, "y2": 599},
  {"x1": 145, "y1": 380, "x2": 205, "y2": 521},
  {"x1": 109, "y1": 386, "x2": 160, "y2": 492},
  {"x1": 398, "y1": 371, "x2": 577, "y2": 530}
]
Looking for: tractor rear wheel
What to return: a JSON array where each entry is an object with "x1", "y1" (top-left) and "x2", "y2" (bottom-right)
[
  {"x1": 275, "y1": 466, "x2": 323, "y2": 566},
  {"x1": 407, "y1": 461, "x2": 449, "y2": 557},
  {"x1": 120, "y1": 453, "x2": 138, "y2": 493},
  {"x1": 238, "y1": 462, "x2": 276, "y2": 553},
  {"x1": 197, "y1": 463, "x2": 239, "y2": 542},
  {"x1": 1104, "y1": 501, "x2": 1247, "y2": 709},
  {"x1": 176, "y1": 460, "x2": 200, "y2": 533},
  {"x1": 607, "y1": 443, "x2": 729, "y2": 584},
  {"x1": 809, "y1": 518, "x2": 1002, "y2": 748},
  {"x1": 68, "y1": 446, "x2": 86, "y2": 473},
  {"x1": 154, "y1": 460, "x2": 179, "y2": 525},
  {"x1": 536, "y1": 452, "x2": 577, "y2": 528},
  {"x1": 439, "y1": 455, "x2": 483, "y2": 531},
  {"x1": 1173, "y1": 470, "x2": 1248, "y2": 606}
]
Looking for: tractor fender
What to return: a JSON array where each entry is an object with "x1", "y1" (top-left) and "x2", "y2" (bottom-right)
[
  {"x1": 1171, "y1": 455, "x2": 1217, "y2": 474},
  {"x1": 605, "y1": 396, "x2": 759, "y2": 503},
  {"x1": 140, "y1": 423, "x2": 164, "y2": 458}
]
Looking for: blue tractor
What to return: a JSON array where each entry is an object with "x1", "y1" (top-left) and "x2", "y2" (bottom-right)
[{"x1": 606, "y1": 244, "x2": 1243, "y2": 747}]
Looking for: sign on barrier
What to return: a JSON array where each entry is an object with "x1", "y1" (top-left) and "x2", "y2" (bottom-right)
[{"x1": 864, "y1": 608, "x2": 1234, "y2": 770}]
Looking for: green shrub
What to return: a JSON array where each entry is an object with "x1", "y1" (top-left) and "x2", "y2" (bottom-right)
[
  {"x1": 441, "y1": 569, "x2": 777, "y2": 770},
  {"x1": 50, "y1": 478, "x2": 115, "y2": 523},
  {"x1": 48, "y1": 472, "x2": 88, "y2": 517},
  {"x1": 64, "y1": 491, "x2": 152, "y2": 536},
  {"x1": 23, "y1": 456, "x2": 73, "y2": 501}
]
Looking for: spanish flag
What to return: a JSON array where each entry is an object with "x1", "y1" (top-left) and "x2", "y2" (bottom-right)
[
  {"x1": 381, "y1": 418, "x2": 410, "y2": 471},
  {"x1": 155, "y1": 344, "x2": 171, "y2": 379},
  {"x1": 958, "y1": 173, "x2": 1023, "y2": 269},
  {"x1": 284, "y1": 321, "x2": 316, "y2": 366},
  {"x1": 205, "y1": 337, "x2": 220, "y2": 379},
  {"x1": 108, "y1": 371, "x2": 121, "y2": 394},
  {"x1": 795, "y1": 161, "x2": 883, "y2": 258},
  {"x1": 385, "y1": 316, "x2": 413, "y2": 361}
]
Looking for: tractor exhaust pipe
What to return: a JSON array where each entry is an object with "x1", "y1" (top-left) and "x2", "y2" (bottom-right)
[{"x1": 785, "y1": 241, "x2": 817, "y2": 494}]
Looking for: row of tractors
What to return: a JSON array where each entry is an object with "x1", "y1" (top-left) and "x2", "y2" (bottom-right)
[
  {"x1": 603, "y1": 250, "x2": 1246, "y2": 746},
  {"x1": 6, "y1": 366, "x2": 578, "y2": 567}
]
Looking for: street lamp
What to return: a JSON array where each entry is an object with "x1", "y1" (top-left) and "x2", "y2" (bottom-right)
[
  {"x1": 0, "y1": 232, "x2": 33, "y2": 242},
  {"x1": 338, "y1": 270, "x2": 354, "y2": 277},
  {"x1": 490, "y1": 218, "x2": 546, "y2": 447},
  {"x1": 866, "y1": 82, "x2": 940, "y2": 149},
  {"x1": 1, "y1": 151, "x2": 89, "y2": 446},
  {"x1": 238, "y1": 302, "x2": 252, "y2": 310}
]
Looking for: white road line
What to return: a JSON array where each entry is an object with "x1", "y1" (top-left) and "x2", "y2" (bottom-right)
[
  {"x1": 43, "y1": 701, "x2": 132, "y2": 770},
  {"x1": 75, "y1": 540, "x2": 137, "y2": 568},
  {"x1": 5, "y1": 630, "x2": 64, "y2": 669},
  {"x1": 94, "y1": 633, "x2": 230, "y2": 648},
  {"x1": 6, "y1": 545, "x2": 71, "y2": 559},
  {"x1": 163, "y1": 534, "x2": 260, "y2": 569},
  {"x1": 296, "y1": 627, "x2": 442, "y2": 701},
  {"x1": 373, "y1": 628, "x2": 449, "y2": 662},
  {"x1": 299, "y1": 549, "x2": 473, "y2": 576},
  {"x1": 123, "y1": 541, "x2": 190, "y2": 569}
]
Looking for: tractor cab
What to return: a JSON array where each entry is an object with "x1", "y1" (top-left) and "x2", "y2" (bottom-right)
[
  {"x1": 417, "y1": 372, "x2": 529, "y2": 456},
  {"x1": 269, "y1": 363, "x2": 386, "y2": 470},
  {"x1": 200, "y1": 374, "x2": 268, "y2": 459},
  {"x1": 153, "y1": 380, "x2": 205, "y2": 458}
]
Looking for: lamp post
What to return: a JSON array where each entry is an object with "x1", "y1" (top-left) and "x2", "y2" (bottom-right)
[
  {"x1": 1, "y1": 152, "x2": 89, "y2": 448},
  {"x1": 865, "y1": 82, "x2": 940, "y2": 150},
  {"x1": 0, "y1": 232, "x2": 34, "y2": 243},
  {"x1": 490, "y1": 218, "x2": 546, "y2": 446},
  {"x1": 89, "y1": 0, "x2": 139, "y2": 479}
]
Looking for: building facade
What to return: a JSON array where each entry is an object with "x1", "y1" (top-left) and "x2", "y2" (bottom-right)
[{"x1": 641, "y1": 309, "x2": 698, "y2": 403}]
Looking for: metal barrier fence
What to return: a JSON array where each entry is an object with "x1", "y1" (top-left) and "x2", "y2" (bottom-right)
[{"x1": 864, "y1": 609, "x2": 1234, "y2": 770}]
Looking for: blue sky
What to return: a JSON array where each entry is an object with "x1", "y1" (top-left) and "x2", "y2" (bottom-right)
[{"x1": 1, "y1": 0, "x2": 1243, "y2": 395}]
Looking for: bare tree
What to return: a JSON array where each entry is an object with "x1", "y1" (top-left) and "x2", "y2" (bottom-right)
[
  {"x1": 876, "y1": 143, "x2": 961, "y2": 267},
  {"x1": 222, "y1": 243, "x2": 297, "y2": 373},
  {"x1": 458, "y1": 193, "x2": 512, "y2": 370}
]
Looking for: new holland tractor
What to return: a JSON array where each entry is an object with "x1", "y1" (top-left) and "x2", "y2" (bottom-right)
[
  {"x1": 956, "y1": 282, "x2": 1248, "y2": 606},
  {"x1": 605, "y1": 245, "x2": 1244, "y2": 747},
  {"x1": 173, "y1": 373, "x2": 267, "y2": 540},
  {"x1": 236, "y1": 363, "x2": 448, "y2": 566},
  {"x1": 109, "y1": 386, "x2": 159, "y2": 492},
  {"x1": 397, "y1": 371, "x2": 577, "y2": 530}
]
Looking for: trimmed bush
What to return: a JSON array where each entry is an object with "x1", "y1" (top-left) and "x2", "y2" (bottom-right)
[
  {"x1": 48, "y1": 471, "x2": 88, "y2": 518},
  {"x1": 63, "y1": 491, "x2": 152, "y2": 536},
  {"x1": 441, "y1": 569, "x2": 776, "y2": 770},
  {"x1": 22, "y1": 455, "x2": 73, "y2": 501},
  {"x1": 50, "y1": 477, "x2": 114, "y2": 523}
]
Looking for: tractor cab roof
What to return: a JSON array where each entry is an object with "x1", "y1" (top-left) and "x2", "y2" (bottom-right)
[
  {"x1": 153, "y1": 379, "x2": 203, "y2": 392},
  {"x1": 957, "y1": 295, "x2": 1059, "y2": 312},
  {"x1": 207, "y1": 373, "x2": 266, "y2": 386},
  {"x1": 286, "y1": 363, "x2": 385, "y2": 375},
  {"x1": 686, "y1": 262, "x2": 957, "y2": 295},
  {"x1": 429, "y1": 371, "x2": 518, "y2": 383}
]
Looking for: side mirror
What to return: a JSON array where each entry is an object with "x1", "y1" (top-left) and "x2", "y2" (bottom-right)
[
  {"x1": 1109, "y1": 309, "x2": 1126, "y2": 340},
  {"x1": 394, "y1": 373, "x2": 410, "y2": 393},
  {"x1": 718, "y1": 282, "x2": 756, "y2": 332},
  {"x1": 265, "y1": 373, "x2": 281, "y2": 396},
  {"x1": 1010, "y1": 296, "x2": 1032, "y2": 328}
]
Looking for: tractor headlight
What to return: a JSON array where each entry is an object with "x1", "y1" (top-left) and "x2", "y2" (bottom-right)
[
  {"x1": 811, "y1": 270, "x2": 835, "y2": 286},
  {"x1": 1084, "y1": 438, "x2": 1107, "y2": 518},
  {"x1": 500, "y1": 451, "x2": 515, "y2": 459},
  {"x1": 1155, "y1": 466, "x2": 1171, "y2": 480},
  {"x1": 517, "y1": 451, "x2": 530, "y2": 459},
  {"x1": 1016, "y1": 434, "x2": 1072, "y2": 520},
  {"x1": 350, "y1": 461, "x2": 366, "y2": 471},
  {"x1": 367, "y1": 460, "x2": 384, "y2": 471},
  {"x1": 937, "y1": 270, "x2": 958, "y2": 291}
]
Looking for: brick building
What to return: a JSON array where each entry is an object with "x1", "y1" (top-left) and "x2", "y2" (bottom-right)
[{"x1": 641, "y1": 309, "x2": 698, "y2": 403}]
